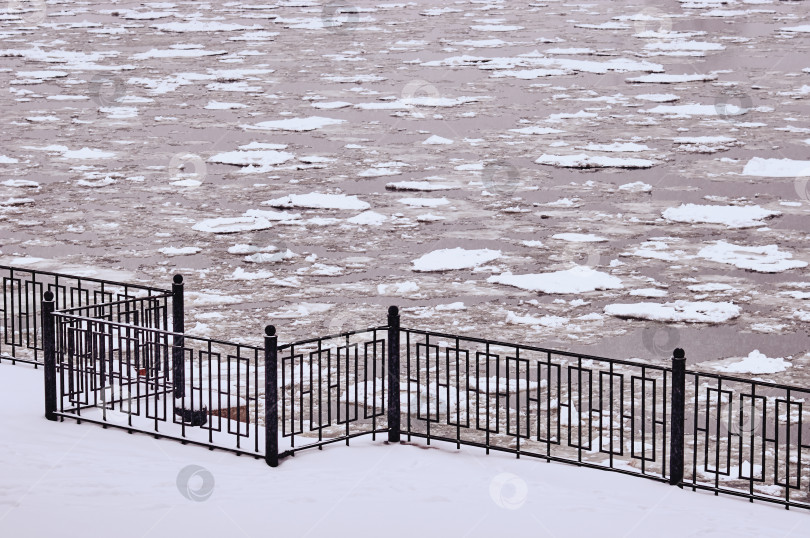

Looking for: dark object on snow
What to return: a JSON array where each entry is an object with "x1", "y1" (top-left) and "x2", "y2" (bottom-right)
[{"x1": 174, "y1": 405, "x2": 208, "y2": 426}]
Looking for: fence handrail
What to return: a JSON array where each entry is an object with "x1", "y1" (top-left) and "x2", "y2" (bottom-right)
[
  {"x1": 401, "y1": 326, "x2": 671, "y2": 372},
  {"x1": 0, "y1": 264, "x2": 171, "y2": 294},
  {"x1": 51, "y1": 311, "x2": 262, "y2": 352},
  {"x1": 276, "y1": 325, "x2": 389, "y2": 351},
  {"x1": 683, "y1": 367, "x2": 810, "y2": 393},
  {"x1": 54, "y1": 293, "x2": 173, "y2": 314}
]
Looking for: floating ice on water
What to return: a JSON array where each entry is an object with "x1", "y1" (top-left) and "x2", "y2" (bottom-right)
[
  {"x1": 1, "y1": 179, "x2": 38, "y2": 188},
  {"x1": 488, "y1": 266, "x2": 623, "y2": 294},
  {"x1": 551, "y1": 233, "x2": 608, "y2": 243},
  {"x1": 422, "y1": 135, "x2": 453, "y2": 145},
  {"x1": 709, "y1": 350, "x2": 792, "y2": 375},
  {"x1": 151, "y1": 21, "x2": 262, "y2": 32},
  {"x1": 630, "y1": 288, "x2": 668, "y2": 298},
  {"x1": 385, "y1": 181, "x2": 457, "y2": 192},
  {"x1": 634, "y1": 93, "x2": 680, "y2": 102},
  {"x1": 245, "y1": 250, "x2": 297, "y2": 263},
  {"x1": 741, "y1": 157, "x2": 810, "y2": 177},
  {"x1": 204, "y1": 101, "x2": 248, "y2": 110},
  {"x1": 604, "y1": 301, "x2": 741, "y2": 323},
  {"x1": 618, "y1": 181, "x2": 652, "y2": 193},
  {"x1": 698, "y1": 241, "x2": 807, "y2": 273},
  {"x1": 243, "y1": 116, "x2": 345, "y2": 132},
  {"x1": 662, "y1": 204, "x2": 779, "y2": 228},
  {"x1": 535, "y1": 154, "x2": 658, "y2": 169},
  {"x1": 506, "y1": 311, "x2": 570, "y2": 329},
  {"x1": 347, "y1": 211, "x2": 387, "y2": 226},
  {"x1": 627, "y1": 73, "x2": 717, "y2": 84},
  {"x1": 509, "y1": 126, "x2": 565, "y2": 135},
  {"x1": 192, "y1": 216, "x2": 272, "y2": 234},
  {"x1": 132, "y1": 48, "x2": 227, "y2": 60},
  {"x1": 262, "y1": 193, "x2": 370, "y2": 211},
  {"x1": 412, "y1": 248, "x2": 502, "y2": 272},
  {"x1": 158, "y1": 246, "x2": 201, "y2": 256},
  {"x1": 208, "y1": 150, "x2": 294, "y2": 168},
  {"x1": 646, "y1": 103, "x2": 743, "y2": 116},
  {"x1": 577, "y1": 142, "x2": 652, "y2": 152},
  {"x1": 311, "y1": 101, "x2": 352, "y2": 109}
]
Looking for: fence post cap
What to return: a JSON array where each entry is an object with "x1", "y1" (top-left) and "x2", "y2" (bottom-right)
[
  {"x1": 43, "y1": 290, "x2": 54, "y2": 302},
  {"x1": 388, "y1": 305, "x2": 399, "y2": 317},
  {"x1": 265, "y1": 325, "x2": 276, "y2": 337},
  {"x1": 673, "y1": 348, "x2": 685, "y2": 359},
  {"x1": 173, "y1": 274, "x2": 184, "y2": 285}
]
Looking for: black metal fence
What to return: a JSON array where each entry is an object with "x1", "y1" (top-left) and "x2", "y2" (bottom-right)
[
  {"x1": 4, "y1": 265, "x2": 807, "y2": 511},
  {"x1": 1, "y1": 265, "x2": 170, "y2": 365}
]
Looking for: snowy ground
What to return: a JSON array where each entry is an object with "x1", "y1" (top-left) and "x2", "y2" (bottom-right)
[
  {"x1": 1, "y1": 1, "x2": 810, "y2": 377},
  {"x1": 1, "y1": 363, "x2": 807, "y2": 537}
]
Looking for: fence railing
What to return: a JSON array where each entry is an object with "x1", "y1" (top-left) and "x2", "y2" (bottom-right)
[
  {"x1": 399, "y1": 327, "x2": 672, "y2": 483},
  {"x1": 0, "y1": 265, "x2": 171, "y2": 365},
  {"x1": 682, "y1": 370, "x2": 810, "y2": 508},
  {"x1": 7, "y1": 264, "x2": 806, "y2": 511}
]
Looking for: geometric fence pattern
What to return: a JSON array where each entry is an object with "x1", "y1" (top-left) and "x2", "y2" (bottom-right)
[{"x1": 1, "y1": 265, "x2": 808, "y2": 511}]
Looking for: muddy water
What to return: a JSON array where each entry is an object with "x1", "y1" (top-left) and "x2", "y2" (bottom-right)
[{"x1": 1, "y1": 0, "x2": 809, "y2": 380}]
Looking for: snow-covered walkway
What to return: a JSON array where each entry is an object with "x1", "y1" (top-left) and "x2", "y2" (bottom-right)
[{"x1": 0, "y1": 364, "x2": 805, "y2": 537}]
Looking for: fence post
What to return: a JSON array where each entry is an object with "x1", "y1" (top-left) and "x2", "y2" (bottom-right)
[
  {"x1": 42, "y1": 290, "x2": 57, "y2": 421},
  {"x1": 387, "y1": 305, "x2": 400, "y2": 443},
  {"x1": 669, "y1": 347, "x2": 686, "y2": 486},
  {"x1": 172, "y1": 274, "x2": 184, "y2": 399},
  {"x1": 265, "y1": 325, "x2": 279, "y2": 467}
]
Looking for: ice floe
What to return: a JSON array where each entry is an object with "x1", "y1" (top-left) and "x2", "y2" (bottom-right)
[
  {"x1": 262, "y1": 193, "x2": 370, "y2": 210},
  {"x1": 243, "y1": 116, "x2": 345, "y2": 131},
  {"x1": 604, "y1": 301, "x2": 741, "y2": 323},
  {"x1": 192, "y1": 216, "x2": 272, "y2": 234},
  {"x1": 488, "y1": 266, "x2": 623, "y2": 294},
  {"x1": 698, "y1": 241, "x2": 807, "y2": 273},
  {"x1": 662, "y1": 204, "x2": 779, "y2": 228},
  {"x1": 412, "y1": 248, "x2": 501, "y2": 272},
  {"x1": 535, "y1": 154, "x2": 658, "y2": 169},
  {"x1": 708, "y1": 350, "x2": 792, "y2": 375},
  {"x1": 741, "y1": 157, "x2": 810, "y2": 177}
]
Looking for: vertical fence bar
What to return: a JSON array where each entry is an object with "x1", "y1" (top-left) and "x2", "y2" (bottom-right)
[
  {"x1": 42, "y1": 290, "x2": 57, "y2": 421},
  {"x1": 669, "y1": 347, "x2": 686, "y2": 486},
  {"x1": 172, "y1": 274, "x2": 184, "y2": 399},
  {"x1": 265, "y1": 325, "x2": 279, "y2": 467},
  {"x1": 387, "y1": 306, "x2": 400, "y2": 443}
]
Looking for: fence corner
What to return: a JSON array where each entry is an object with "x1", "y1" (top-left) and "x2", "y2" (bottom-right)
[
  {"x1": 669, "y1": 347, "x2": 686, "y2": 486},
  {"x1": 264, "y1": 325, "x2": 279, "y2": 467},
  {"x1": 41, "y1": 290, "x2": 57, "y2": 421},
  {"x1": 387, "y1": 305, "x2": 400, "y2": 443}
]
